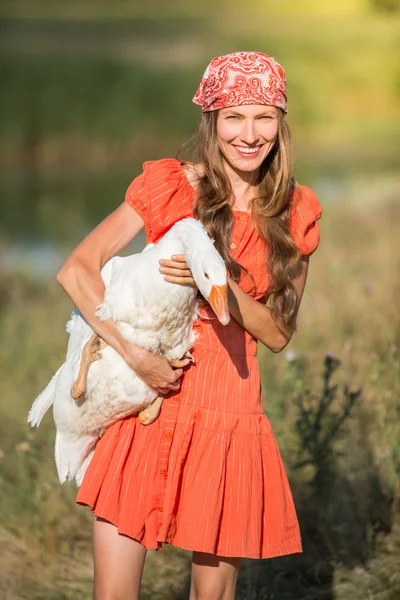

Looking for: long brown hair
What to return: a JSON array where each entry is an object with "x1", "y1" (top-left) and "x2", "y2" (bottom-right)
[{"x1": 179, "y1": 108, "x2": 302, "y2": 336}]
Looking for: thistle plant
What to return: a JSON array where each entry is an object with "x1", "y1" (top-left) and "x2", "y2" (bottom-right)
[{"x1": 294, "y1": 353, "x2": 361, "y2": 493}]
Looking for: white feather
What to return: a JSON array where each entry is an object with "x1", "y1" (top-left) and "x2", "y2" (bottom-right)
[{"x1": 55, "y1": 430, "x2": 97, "y2": 484}]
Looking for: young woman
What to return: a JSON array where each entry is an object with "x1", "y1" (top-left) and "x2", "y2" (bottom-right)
[{"x1": 57, "y1": 52, "x2": 322, "y2": 600}]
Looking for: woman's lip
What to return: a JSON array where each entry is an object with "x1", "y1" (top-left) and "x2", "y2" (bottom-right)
[{"x1": 233, "y1": 145, "x2": 263, "y2": 158}]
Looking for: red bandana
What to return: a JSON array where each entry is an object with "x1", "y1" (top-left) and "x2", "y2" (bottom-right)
[{"x1": 192, "y1": 51, "x2": 287, "y2": 114}]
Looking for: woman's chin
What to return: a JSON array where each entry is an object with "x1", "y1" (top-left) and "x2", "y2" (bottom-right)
[{"x1": 227, "y1": 154, "x2": 266, "y2": 173}]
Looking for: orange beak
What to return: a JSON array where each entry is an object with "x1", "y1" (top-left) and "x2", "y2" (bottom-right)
[{"x1": 208, "y1": 284, "x2": 230, "y2": 325}]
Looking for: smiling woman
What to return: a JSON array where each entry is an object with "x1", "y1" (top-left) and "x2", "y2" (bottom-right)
[
  {"x1": 55, "y1": 51, "x2": 323, "y2": 600},
  {"x1": 190, "y1": 83, "x2": 301, "y2": 338},
  {"x1": 217, "y1": 105, "x2": 279, "y2": 164}
]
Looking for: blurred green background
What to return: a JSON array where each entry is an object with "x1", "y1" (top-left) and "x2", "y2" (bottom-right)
[{"x1": 0, "y1": 1, "x2": 399, "y2": 598}]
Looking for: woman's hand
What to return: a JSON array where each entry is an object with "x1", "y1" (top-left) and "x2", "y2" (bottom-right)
[
  {"x1": 159, "y1": 254, "x2": 196, "y2": 287},
  {"x1": 126, "y1": 345, "x2": 191, "y2": 395}
]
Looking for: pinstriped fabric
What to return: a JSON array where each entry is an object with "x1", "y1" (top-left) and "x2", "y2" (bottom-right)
[{"x1": 76, "y1": 158, "x2": 322, "y2": 558}]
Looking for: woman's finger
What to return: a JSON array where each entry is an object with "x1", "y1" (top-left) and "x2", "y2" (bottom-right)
[
  {"x1": 167, "y1": 381, "x2": 181, "y2": 391},
  {"x1": 157, "y1": 387, "x2": 171, "y2": 395},
  {"x1": 160, "y1": 267, "x2": 192, "y2": 278},
  {"x1": 169, "y1": 358, "x2": 191, "y2": 368},
  {"x1": 164, "y1": 276, "x2": 196, "y2": 286},
  {"x1": 159, "y1": 256, "x2": 196, "y2": 287},
  {"x1": 155, "y1": 380, "x2": 181, "y2": 394},
  {"x1": 160, "y1": 258, "x2": 188, "y2": 270},
  {"x1": 170, "y1": 254, "x2": 186, "y2": 262}
]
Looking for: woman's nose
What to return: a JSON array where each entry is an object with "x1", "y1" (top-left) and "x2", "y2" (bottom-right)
[{"x1": 240, "y1": 119, "x2": 259, "y2": 145}]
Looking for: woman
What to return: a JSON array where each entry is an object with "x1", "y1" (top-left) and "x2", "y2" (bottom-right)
[{"x1": 57, "y1": 52, "x2": 322, "y2": 599}]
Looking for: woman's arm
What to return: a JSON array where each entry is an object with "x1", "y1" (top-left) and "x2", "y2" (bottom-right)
[
  {"x1": 57, "y1": 203, "x2": 189, "y2": 394},
  {"x1": 159, "y1": 255, "x2": 310, "y2": 353},
  {"x1": 226, "y1": 258, "x2": 309, "y2": 352}
]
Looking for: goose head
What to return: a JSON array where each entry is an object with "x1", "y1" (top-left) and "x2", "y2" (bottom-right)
[{"x1": 170, "y1": 218, "x2": 230, "y2": 325}]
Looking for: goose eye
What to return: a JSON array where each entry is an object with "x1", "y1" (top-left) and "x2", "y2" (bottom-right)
[{"x1": 205, "y1": 273, "x2": 210, "y2": 279}]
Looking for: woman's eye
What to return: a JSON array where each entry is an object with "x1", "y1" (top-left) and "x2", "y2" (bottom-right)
[
  {"x1": 226, "y1": 116, "x2": 239, "y2": 120},
  {"x1": 260, "y1": 116, "x2": 273, "y2": 120}
]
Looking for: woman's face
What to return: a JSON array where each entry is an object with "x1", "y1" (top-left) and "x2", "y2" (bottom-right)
[{"x1": 216, "y1": 104, "x2": 279, "y2": 174}]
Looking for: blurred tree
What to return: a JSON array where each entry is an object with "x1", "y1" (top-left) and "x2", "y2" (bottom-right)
[{"x1": 370, "y1": 0, "x2": 400, "y2": 11}]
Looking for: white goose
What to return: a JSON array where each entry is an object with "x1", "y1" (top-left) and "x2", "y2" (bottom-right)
[{"x1": 28, "y1": 218, "x2": 229, "y2": 485}]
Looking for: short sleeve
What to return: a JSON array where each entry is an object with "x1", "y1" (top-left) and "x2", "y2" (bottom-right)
[
  {"x1": 290, "y1": 185, "x2": 323, "y2": 257},
  {"x1": 125, "y1": 169, "x2": 149, "y2": 223},
  {"x1": 124, "y1": 158, "x2": 193, "y2": 243}
]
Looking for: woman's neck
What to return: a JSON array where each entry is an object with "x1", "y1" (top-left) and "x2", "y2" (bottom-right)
[
  {"x1": 222, "y1": 158, "x2": 259, "y2": 210},
  {"x1": 183, "y1": 160, "x2": 259, "y2": 212}
]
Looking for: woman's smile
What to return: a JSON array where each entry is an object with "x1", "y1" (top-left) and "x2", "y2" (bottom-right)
[{"x1": 233, "y1": 144, "x2": 264, "y2": 158}]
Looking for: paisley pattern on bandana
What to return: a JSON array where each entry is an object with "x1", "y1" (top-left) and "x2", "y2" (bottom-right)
[{"x1": 192, "y1": 51, "x2": 287, "y2": 113}]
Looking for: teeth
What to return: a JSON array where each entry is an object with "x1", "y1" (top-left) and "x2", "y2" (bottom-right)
[{"x1": 234, "y1": 146, "x2": 260, "y2": 154}]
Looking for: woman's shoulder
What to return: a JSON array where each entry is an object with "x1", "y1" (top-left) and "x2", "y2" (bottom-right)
[
  {"x1": 141, "y1": 157, "x2": 184, "y2": 180},
  {"x1": 291, "y1": 184, "x2": 321, "y2": 211},
  {"x1": 289, "y1": 183, "x2": 323, "y2": 257},
  {"x1": 290, "y1": 184, "x2": 322, "y2": 223},
  {"x1": 181, "y1": 162, "x2": 204, "y2": 193},
  {"x1": 125, "y1": 158, "x2": 196, "y2": 243},
  {"x1": 134, "y1": 158, "x2": 202, "y2": 194}
]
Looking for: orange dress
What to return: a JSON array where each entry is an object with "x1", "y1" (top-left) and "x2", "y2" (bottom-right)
[{"x1": 76, "y1": 158, "x2": 322, "y2": 559}]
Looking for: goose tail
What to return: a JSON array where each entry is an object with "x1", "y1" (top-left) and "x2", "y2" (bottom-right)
[
  {"x1": 55, "y1": 430, "x2": 98, "y2": 485},
  {"x1": 28, "y1": 366, "x2": 62, "y2": 427},
  {"x1": 75, "y1": 448, "x2": 95, "y2": 487}
]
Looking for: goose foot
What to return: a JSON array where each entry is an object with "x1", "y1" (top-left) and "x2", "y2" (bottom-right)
[
  {"x1": 168, "y1": 351, "x2": 195, "y2": 368},
  {"x1": 71, "y1": 333, "x2": 108, "y2": 400},
  {"x1": 138, "y1": 395, "x2": 164, "y2": 425},
  {"x1": 139, "y1": 351, "x2": 193, "y2": 425},
  {"x1": 182, "y1": 350, "x2": 195, "y2": 363}
]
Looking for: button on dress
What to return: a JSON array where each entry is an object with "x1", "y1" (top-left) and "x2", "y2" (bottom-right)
[{"x1": 76, "y1": 158, "x2": 323, "y2": 559}]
